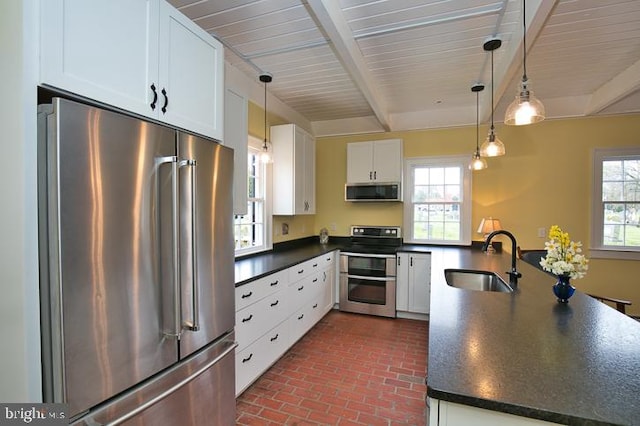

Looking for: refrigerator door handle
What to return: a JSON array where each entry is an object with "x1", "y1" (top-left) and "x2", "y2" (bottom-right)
[
  {"x1": 157, "y1": 155, "x2": 181, "y2": 339},
  {"x1": 179, "y1": 159, "x2": 199, "y2": 332}
]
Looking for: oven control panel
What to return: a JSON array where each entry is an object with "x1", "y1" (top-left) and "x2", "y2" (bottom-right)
[{"x1": 351, "y1": 226, "x2": 401, "y2": 238}]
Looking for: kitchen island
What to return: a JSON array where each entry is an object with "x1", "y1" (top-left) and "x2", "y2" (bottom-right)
[{"x1": 425, "y1": 246, "x2": 640, "y2": 426}]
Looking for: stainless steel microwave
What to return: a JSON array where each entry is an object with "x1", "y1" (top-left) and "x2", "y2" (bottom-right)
[{"x1": 345, "y1": 182, "x2": 402, "y2": 202}]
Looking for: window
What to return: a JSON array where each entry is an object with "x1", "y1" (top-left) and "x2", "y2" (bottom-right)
[
  {"x1": 234, "y1": 137, "x2": 271, "y2": 256},
  {"x1": 403, "y1": 156, "x2": 472, "y2": 244},
  {"x1": 591, "y1": 147, "x2": 640, "y2": 259}
]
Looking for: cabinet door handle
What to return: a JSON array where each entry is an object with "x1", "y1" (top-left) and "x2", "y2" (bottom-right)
[
  {"x1": 313, "y1": 263, "x2": 318, "y2": 268},
  {"x1": 241, "y1": 291, "x2": 253, "y2": 299},
  {"x1": 369, "y1": 171, "x2": 373, "y2": 180},
  {"x1": 270, "y1": 334, "x2": 279, "y2": 342},
  {"x1": 410, "y1": 257, "x2": 413, "y2": 267},
  {"x1": 313, "y1": 278, "x2": 318, "y2": 283},
  {"x1": 150, "y1": 84, "x2": 158, "y2": 110},
  {"x1": 374, "y1": 170, "x2": 377, "y2": 180},
  {"x1": 313, "y1": 303, "x2": 318, "y2": 309},
  {"x1": 242, "y1": 314, "x2": 253, "y2": 323},
  {"x1": 397, "y1": 257, "x2": 401, "y2": 266},
  {"x1": 270, "y1": 300, "x2": 279, "y2": 307},
  {"x1": 298, "y1": 269, "x2": 304, "y2": 274},
  {"x1": 270, "y1": 280, "x2": 279, "y2": 286},
  {"x1": 298, "y1": 285, "x2": 304, "y2": 291},
  {"x1": 161, "y1": 88, "x2": 169, "y2": 114},
  {"x1": 298, "y1": 314, "x2": 304, "y2": 320},
  {"x1": 242, "y1": 353, "x2": 253, "y2": 363}
]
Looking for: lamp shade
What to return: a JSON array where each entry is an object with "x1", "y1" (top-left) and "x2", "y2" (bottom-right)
[
  {"x1": 477, "y1": 217, "x2": 502, "y2": 235},
  {"x1": 479, "y1": 131, "x2": 505, "y2": 157},
  {"x1": 504, "y1": 80, "x2": 545, "y2": 125}
]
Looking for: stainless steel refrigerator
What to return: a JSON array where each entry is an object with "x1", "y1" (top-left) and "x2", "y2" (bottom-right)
[{"x1": 38, "y1": 97, "x2": 236, "y2": 425}]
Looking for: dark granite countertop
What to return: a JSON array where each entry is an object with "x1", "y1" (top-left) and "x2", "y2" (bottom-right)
[
  {"x1": 234, "y1": 240, "x2": 342, "y2": 286},
  {"x1": 234, "y1": 240, "x2": 640, "y2": 425},
  {"x1": 425, "y1": 246, "x2": 640, "y2": 426}
]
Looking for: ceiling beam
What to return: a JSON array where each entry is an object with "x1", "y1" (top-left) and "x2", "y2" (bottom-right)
[
  {"x1": 481, "y1": 0, "x2": 558, "y2": 123},
  {"x1": 585, "y1": 58, "x2": 640, "y2": 115},
  {"x1": 303, "y1": 0, "x2": 391, "y2": 131}
]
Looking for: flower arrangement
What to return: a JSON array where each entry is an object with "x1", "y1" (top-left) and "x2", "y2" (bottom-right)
[{"x1": 540, "y1": 225, "x2": 589, "y2": 279}]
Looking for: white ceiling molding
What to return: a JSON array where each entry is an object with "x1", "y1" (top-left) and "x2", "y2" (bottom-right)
[
  {"x1": 585, "y1": 58, "x2": 640, "y2": 115},
  {"x1": 303, "y1": 0, "x2": 391, "y2": 131},
  {"x1": 311, "y1": 116, "x2": 386, "y2": 137}
]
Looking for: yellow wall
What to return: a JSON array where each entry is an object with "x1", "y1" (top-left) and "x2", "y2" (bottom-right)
[{"x1": 314, "y1": 115, "x2": 640, "y2": 315}]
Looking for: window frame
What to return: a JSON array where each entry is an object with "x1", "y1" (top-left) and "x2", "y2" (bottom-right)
[
  {"x1": 591, "y1": 147, "x2": 640, "y2": 260},
  {"x1": 402, "y1": 155, "x2": 472, "y2": 245},
  {"x1": 234, "y1": 136, "x2": 272, "y2": 257}
]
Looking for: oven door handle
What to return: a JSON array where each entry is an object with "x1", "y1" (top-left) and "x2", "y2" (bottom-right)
[
  {"x1": 341, "y1": 274, "x2": 396, "y2": 281},
  {"x1": 340, "y1": 252, "x2": 396, "y2": 259}
]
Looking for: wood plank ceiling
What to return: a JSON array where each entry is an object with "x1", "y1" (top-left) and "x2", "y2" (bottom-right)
[{"x1": 169, "y1": 0, "x2": 640, "y2": 136}]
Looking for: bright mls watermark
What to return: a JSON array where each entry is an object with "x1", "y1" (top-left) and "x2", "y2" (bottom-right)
[{"x1": 0, "y1": 404, "x2": 67, "y2": 425}]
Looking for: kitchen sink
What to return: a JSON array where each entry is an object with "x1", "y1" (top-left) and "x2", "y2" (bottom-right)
[{"x1": 444, "y1": 269, "x2": 513, "y2": 293}]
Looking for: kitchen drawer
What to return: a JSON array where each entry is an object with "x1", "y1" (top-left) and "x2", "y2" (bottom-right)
[
  {"x1": 236, "y1": 269, "x2": 288, "y2": 311},
  {"x1": 288, "y1": 255, "x2": 324, "y2": 282},
  {"x1": 235, "y1": 286, "x2": 289, "y2": 351},
  {"x1": 235, "y1": 320, "x2": 289, "y2": 395},
  {"x1": 289, "y1": 270, "x2": 322, "y2": 308}
]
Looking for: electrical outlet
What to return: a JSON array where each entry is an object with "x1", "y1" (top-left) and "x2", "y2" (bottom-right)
[
  {"x1": 282, "y1": 223, "x2": 289, "y2": 235},
  {"x1": 537, "y1": 227, "x2": 546, "y2": 238}
]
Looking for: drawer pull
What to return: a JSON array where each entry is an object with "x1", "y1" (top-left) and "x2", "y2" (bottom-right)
[
  {"x1": 313, "y1": 278, "x2": 318, "y2": 283},
  {"x1": 270, "y1": 300, "x2": 279, "y2": 307},
  {"x1": 242, "y1": 353, "x2": 253, "y2": 363},
  {"x1": 313, "y1": 303, "x2": 318, "y2": 309},
  {"x1": 241, "y1": 291, "x2": 253, "y2": 299},
  {"x1": 270, "y1": 334, "x2": 279, "y2": 342},
  {"x1": 298, "y1": 286, "x2": 304, "y2": 291},
  {"x1": 297, "y1": 269, "x2": 304, "y2": 274},
  {"x1": 242, "y1": 314, "x2": 253, "y2": 323},
  {"x1": 313, "y1": 263, "x2": 318, "y2": 268},
  {"x1": 270, "y1": 280, "x2": 279, "y2": 286},
  {"x1": 297, "y1": 314, "x2": 304, "y2": 320}
]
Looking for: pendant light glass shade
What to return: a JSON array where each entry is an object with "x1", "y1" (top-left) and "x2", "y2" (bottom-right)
[
  {"x1": 259, "y1": 72, "x2": 273, "y2": 164},
  {"x1": 505, "y1": 0, "x2": 545, "y2": 125},
  {"x1": 481, "y1": 37, "x2": 505, "y2": 157},
  {"x1": 504, "y1": 79, "x2": 545, "y2": 125},
  {"x1": 469, "y1": 83, "x2": 487, "y2": 171},
  {"x1": 480, "y1": 127, "x2": 506, "y2": 157}
]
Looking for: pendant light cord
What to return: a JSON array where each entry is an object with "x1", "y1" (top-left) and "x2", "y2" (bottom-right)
[
  {"x1": 263, "y1": 79, "x2": 267, "y2": 147},
  {"x1": 490, "y1": 47, "x2": 495, "y2": 133},
  {"x1": 476, "y1": 90, "x2": 479, "y2": 150},
  {"x1": 522, "y1": 0, "x2": 528, "y2": 82}
]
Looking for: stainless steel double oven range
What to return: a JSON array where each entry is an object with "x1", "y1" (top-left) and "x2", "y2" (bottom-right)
[{"x1": 339, "y1": 226, "x2": 402, "y2": 318}]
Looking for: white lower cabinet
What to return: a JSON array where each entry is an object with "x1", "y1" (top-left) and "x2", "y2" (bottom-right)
[
  {"x1": 235, "y1": 252, "x2": 336, "y2": 395},
  {"x1": 429, "y1": 399, "x2": 561, "y2": 426},
  {"x1": 396, "y1": 252, "x2": 431, "y2": 315}
]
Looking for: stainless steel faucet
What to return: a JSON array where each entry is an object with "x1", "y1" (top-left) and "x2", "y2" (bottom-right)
[{"x1": 483, "y1": 230, "x2": 522, "y2": 288}]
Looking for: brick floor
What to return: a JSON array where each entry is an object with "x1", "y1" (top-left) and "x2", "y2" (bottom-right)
[{"x1": 236, "y1": 310, "x2": 428, "y2": 425}]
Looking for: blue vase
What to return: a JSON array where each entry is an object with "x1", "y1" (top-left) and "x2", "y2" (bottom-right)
[{"x1": 552, "y1": 274, "x2": 575, "y2": 303}]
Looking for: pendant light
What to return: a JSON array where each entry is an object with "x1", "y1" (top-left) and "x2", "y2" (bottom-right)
[
  {"x1": 480, "y1": 37, "x2": 505, "y2": 158},
  {"x1": 469, "y1": 83, "x2": 487, "y2": 171},
  {"x1": 504, "y1": 0, "x2": 545, "y2": 125},
  {"x1": 259, "y1": 72, "x2": 273, "y2": 164}
]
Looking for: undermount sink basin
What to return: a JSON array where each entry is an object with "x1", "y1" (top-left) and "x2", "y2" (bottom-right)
[{"x1": 444, "y1": 269, "x2": 513, "y2": 293}]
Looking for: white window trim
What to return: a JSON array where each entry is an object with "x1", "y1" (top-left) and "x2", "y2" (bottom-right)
[
  {"x1": 591, "y1": 147, "x2": 640, "y2": 260},
  {"x1": 403, "y1": 155, "x2": 472, "y2": 245},
  {"x1": 234, "y1": 136, "x2": 272, "y2": 257}
]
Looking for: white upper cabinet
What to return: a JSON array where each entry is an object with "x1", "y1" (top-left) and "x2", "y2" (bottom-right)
[
  {"x1": 157, "y1": 1, "x2": 223, "y2": 139},
  {"x1": 272, "y1": 124, "x2": 316, "y2": 215},
  {"x1": 347, "y1": 139, "x2": 403, "y2": 184},
  {"x1": 40, "y1": 0, "x2": 224, "y2": 140},
  {"x1": 224, "y1": 86, "x2": 248, "y2": 215}
]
